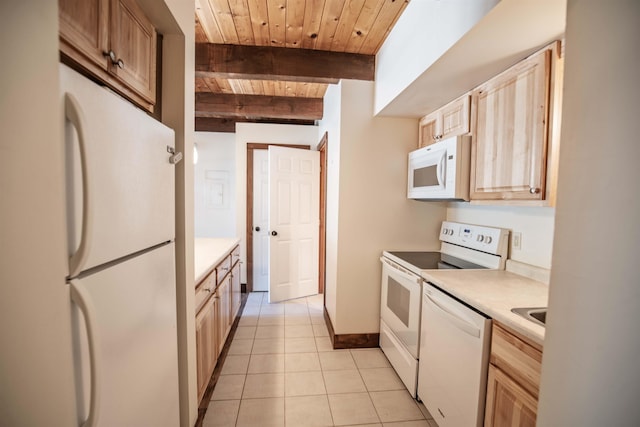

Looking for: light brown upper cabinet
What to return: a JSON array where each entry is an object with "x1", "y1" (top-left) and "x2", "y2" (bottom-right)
[
  {"x1": 59, "y1": 0, "x2": 157, "y2": 112},
  {"x1": 470, "y1": 41, "x2": 563, "y2": 204},
  {"x1": 418, "y1": 94, "x2": 471, "y2": 148}
]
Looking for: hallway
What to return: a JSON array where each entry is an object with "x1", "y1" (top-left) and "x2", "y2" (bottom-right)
[{"x1": 201, "y1": 292, "x2": 436, "y2": 426}]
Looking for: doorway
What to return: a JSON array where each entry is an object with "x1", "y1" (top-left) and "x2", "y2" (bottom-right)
[
  {"x1": 246, "y1": 143, "x2": 309, "y2": 293},
  {"x1": 246, "y1": 138, "x2": 328, "y2": 298}
]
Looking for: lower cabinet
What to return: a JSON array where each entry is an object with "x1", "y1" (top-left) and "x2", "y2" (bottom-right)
[
  {"x1": 194, "y1": 244, "x2": 242, "y2": 403},
  {"x1": 484, "y1": 322, "x2": 543, "y2": 427},
  {"x1": 216, "y1": 274, "x2": 232, "y2": 350},
  {"x1": 231, "y1": 261, "x2": 241, "y2": 322},
  {"x1": 195, "y1": 296, "x2": 218, "y2": 401},
  {"x1": 485, "y1": 365, "x2": 538, "y2": 427}
]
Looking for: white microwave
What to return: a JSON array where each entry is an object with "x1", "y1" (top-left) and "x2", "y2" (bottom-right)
[{"x1": 407, "y1": 135, "x2": 471, "y2": 201}]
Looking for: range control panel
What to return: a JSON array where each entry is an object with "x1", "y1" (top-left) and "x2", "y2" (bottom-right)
[{"x1": 439, "y1": 221, "x2": 510, "y2": 256}]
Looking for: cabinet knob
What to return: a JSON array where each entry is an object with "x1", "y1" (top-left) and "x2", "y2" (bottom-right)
[
  {"x1": 529, "y1": 187, "x2": 541, "y2": 194},
  {"x1": 255, "y1": 226, "x2": 261, "y2": 232},
  {"x1": 103, "y1": 50, "x2": 116, "y2": 62},
  {"x1": 271, "y1": 230, "x2": 278, "y2": 236},
  {"x1": 102, "y1": 50, "x2": 124, "y2": 69}
]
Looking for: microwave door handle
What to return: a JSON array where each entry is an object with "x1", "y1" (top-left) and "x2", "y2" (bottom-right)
[{"x1": 437, "y1": 154, "x2": 446, "y2": 187}]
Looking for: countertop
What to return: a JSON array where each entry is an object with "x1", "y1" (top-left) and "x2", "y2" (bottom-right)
[
  {"x1": 194, "y1": 237, "x2": 240, "y2": 284},
  {"x1": 421, "y1": 269, "x2": 548, "y2": 346}
]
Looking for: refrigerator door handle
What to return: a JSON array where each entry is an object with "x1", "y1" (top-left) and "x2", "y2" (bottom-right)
[
  {"x1": 70, "y1": 279, "x2": 102, "y2": 427},
  {"x1": 66, "y1": 93, "x2": 92, "y2": 278}
]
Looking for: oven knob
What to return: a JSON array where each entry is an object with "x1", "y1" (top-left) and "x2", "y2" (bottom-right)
[
  {"x1": 485, "y1": 236, "x2": 493, "y2": 244},
  {"x1": 477, "y1": 235, "x2": 484, "y2": 242}
]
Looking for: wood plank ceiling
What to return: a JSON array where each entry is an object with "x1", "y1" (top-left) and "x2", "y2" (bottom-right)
[{"x1": 195, "y1": 0, "x2": 410, "y2": 132}]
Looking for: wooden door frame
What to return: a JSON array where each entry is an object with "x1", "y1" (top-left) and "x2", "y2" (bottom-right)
[
  {"x1": 246, "y1": 143, "x2": 309, "y2": 293},
  {"x1": 317, "y1": 132, "x2": 328, "y2": 295}
]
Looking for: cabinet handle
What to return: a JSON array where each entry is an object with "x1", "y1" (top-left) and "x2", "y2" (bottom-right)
[
  {"x1": 204, "y1": 287, "x2": 212, "y2": 293},
  {"x1": 103, "y1": 50, "x2": 116, "y2": 62},
  {"x1": 529, "y1": 187, "x2": 541, "y2": 194},
  {"x1": 102, "y1": 50, "x2": 124, "y2": 69}
]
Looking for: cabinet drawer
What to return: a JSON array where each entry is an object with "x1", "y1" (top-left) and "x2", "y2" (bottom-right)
[
  {"x1": 195, "y1": 271, "x2": 215, "y2": 314},
  {"x1": 231, "y1": 245, "x2": 240, "y2": 265},
  {"x1": 216, "y1": 254, "x2": 232, "y2": 282},
  {"x1": 490, "y1": 323, "x2": 543, "y2": 398}
]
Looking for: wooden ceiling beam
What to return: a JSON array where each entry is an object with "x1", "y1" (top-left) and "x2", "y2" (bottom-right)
[
  {"x1": 195, "y1": 117, "x2": 316, "y2": 133},
  {"x1": 195, "y1": 93, "x2": 323, "y2": 121},
  {"x1": 195, "y1": 43, "x2": 375, "y2": 83}
]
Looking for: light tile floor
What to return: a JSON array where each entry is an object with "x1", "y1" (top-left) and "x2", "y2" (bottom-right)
[{"x1": 203, "y1": 292, "x2": 438, "y2": 427}]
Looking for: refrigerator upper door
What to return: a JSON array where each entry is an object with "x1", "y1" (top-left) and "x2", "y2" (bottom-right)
[
  {"x1": 70, "y1": 243, "x2": 179, "y2": 426},
  {"x1": 61, "y1": 64, "x2": 176, "y2": 276}
]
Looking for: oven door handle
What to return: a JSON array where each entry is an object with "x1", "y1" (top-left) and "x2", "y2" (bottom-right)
[
  {"x1": 381, "y1": 257, "x2": 422, "y2": 285},
  {"x1": 423, "y1": 292, "x2": 480, "y2": 337}
]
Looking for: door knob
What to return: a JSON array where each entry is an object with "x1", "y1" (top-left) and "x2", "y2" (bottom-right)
[
  {"x1": 271, "y1": 231, "x2": 278, "y2": 236},
  {"x1": 255, "y1": 226, "x2": 261, "y2": 232}
]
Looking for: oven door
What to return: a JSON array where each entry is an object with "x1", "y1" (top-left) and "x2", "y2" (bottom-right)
[{"x1": 380, "y1": 257, "x2": 423, "y2": 358}]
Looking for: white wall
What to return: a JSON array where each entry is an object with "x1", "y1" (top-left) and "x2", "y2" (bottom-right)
[
  {"x1": 374, "y1": 0, "x2": 498, "y2": 114},
  {"x1": 317, "y1": 83, "x2": 342, "y2": 324},
  {"x1": 235, "y1": 123, "x2": 320, "y2": 283},
  {"x1": 447, "y1": 204, "x2": 555, "y2": 269},
  {"x1": 538, "y1": 0, "x2": 640, "y2": 424},
  {"x1": 194, "y1": 132, "x2": 236, "y2": 237},
  {"x1": 0, "y1": 2, "x2": 77, "y2": 425},
  {"x1": 152, "y1": 1, "x2": 196, "y2": 424},
  {"x1": 319, "y1": 80, "x2": 447, "y2": 335}
]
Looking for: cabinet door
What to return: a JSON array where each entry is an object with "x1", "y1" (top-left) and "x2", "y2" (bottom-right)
[
  {"x1": 217, "y1": 276, "x2": 232, "y2": 349},
  {"x1": 485, "y1": 365, "x2": 537, "y2": 427},
  {"x1": 441, "y1": 94, "x2": 470, "y2": 139},
  {"x1": 195, "y1": 297, "x2": 217, "y2": 402},
  {"x1": 59, "y1": 0, "x2": 110, "y2": 72},
  {"x1": 110, "y1": 0, "x2": 157, "y2": 104},
  {"x1": 418, "y1": 112, "x2": 440, "y2": 148},
  {"x1": 231, "y1": 261, "x2": 241, "y2": 321},
  {"x1": 471, "y1": 49, "x2": 550, "y2": 200},
  {"x1": 419, "y1": 94, "x2": 470, "y2": 148}
]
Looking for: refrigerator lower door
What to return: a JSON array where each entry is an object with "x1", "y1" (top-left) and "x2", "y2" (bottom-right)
[{"x1": 70, "y1": 243, "x2": 179, "y2": 426}]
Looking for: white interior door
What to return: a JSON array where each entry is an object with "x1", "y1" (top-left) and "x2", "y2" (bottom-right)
[
  {"x1": 252, "y1": 149, "x2": 269, "y2": 291},
  {"x1": 268, "y1": 146, "x2": 320, "y2": 303}
]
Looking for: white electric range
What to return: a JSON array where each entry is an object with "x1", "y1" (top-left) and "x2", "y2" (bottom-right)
[{"x1": 379, "y1": 221, "x2": 509, "y2": 398}]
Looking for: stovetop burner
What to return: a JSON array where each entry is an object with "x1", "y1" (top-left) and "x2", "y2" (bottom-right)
[{"x1": 387, "y1": 251, "x2": 488, "y2": 271}]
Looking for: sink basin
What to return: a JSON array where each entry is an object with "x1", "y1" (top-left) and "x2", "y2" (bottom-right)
[{"x1": 511, "y1": 307, "x2": 547, "y2": 327}]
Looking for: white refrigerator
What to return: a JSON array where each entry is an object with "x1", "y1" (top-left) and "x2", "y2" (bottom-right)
[{"x1": 60, "y1": 64, "x2": 180, "y2": 426}]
